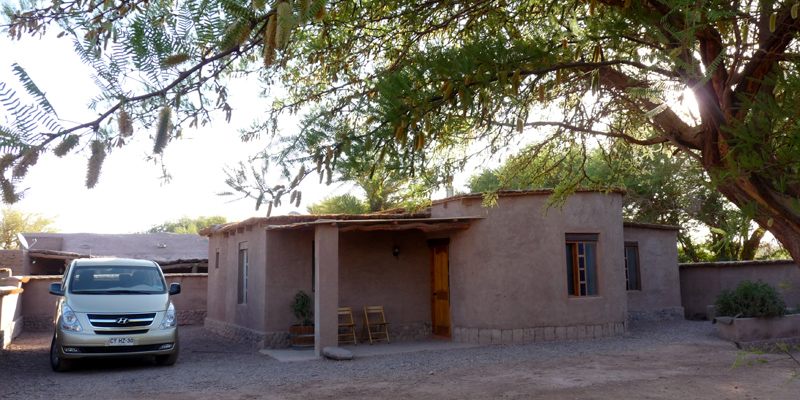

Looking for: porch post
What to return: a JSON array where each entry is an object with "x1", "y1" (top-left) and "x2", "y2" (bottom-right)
[{"x1": 314, "y1": 224, "x2": 339, "y2": 357}]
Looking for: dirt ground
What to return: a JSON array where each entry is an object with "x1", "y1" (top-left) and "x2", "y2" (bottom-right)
[{"x1": 1, "y1": 322, "x2": 798, "y2": 399}]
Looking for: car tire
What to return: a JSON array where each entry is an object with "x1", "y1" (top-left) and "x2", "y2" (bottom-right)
[
  {"x1": 154, "y1": 342, "x2": 179, "y2": 366},
  {"x1": 50, "y1": 336, "x2": 73, "y2": 372}
]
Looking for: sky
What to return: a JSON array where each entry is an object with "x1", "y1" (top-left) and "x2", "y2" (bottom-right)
[{"x1": 0, "y1": 31, "x2": 373, "y2": 233}]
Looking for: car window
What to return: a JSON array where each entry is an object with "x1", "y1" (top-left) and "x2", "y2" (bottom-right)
[{"x1": 69, "y1": 265, "x2": 166, "y2": 294}]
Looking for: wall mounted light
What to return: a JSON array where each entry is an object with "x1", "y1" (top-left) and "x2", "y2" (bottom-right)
[{"x1": 392, "y1": 245, "x2": 400, "y2": 259}]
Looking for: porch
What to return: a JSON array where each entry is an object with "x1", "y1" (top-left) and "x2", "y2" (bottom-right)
[{"x1": 266, "y1": 216, "x2": 483, "y2": 357}]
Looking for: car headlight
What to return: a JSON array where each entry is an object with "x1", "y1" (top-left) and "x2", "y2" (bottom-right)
[
  {"x1": 160, "y1": 302, "x2": 177, "y2": 329},
  {"x1": 60, "y1": 303, "x2": 83, "y2": 332}
]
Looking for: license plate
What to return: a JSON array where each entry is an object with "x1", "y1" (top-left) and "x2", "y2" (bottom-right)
[{"x1": 109, "y1": 337, "x2": 135, "y2": 346}]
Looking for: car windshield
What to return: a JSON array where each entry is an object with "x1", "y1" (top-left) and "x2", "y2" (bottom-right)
[{"x1": 68, "y1": 265, "x2": 167, "y2": 294}]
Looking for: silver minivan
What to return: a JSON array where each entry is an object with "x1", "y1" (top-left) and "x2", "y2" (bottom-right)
[{"x1": 48, "y1": 258, "x2": 181, "y2": 372}]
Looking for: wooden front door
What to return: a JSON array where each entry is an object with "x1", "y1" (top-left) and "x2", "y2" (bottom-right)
[{"x1": 430, "y1": 244, "x2": 451, "y2": 336}]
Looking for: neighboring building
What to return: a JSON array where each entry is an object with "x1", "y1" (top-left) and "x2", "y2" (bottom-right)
[
  {"x1": 200, "y1": 189, "x2": 683, "y2": 356},
  {"x1": 7, "y1": 233, "x2": 210, "y2": 275}
]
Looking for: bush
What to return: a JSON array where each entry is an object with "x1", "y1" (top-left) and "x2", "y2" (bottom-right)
[
  {"x1": 290, "y1": 290, "x2": 313, "y2": 326},
  {"x1": 714, "y1": 280, "x2": 787, "y2": 318}
]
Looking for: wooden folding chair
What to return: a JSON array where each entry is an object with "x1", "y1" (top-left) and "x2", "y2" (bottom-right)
[
  {"x1": 338, "y1": 307, "x2": 358, "y2": 345},
  {"x1": 360, "y1": 306, "x2": 390, "y2": 344}
]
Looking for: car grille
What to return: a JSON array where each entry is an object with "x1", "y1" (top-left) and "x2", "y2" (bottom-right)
[
  {"x1": 87, "y1": 313, "x2": 156, "y2": 328},
  {"x1": 75, "y1": 344, "x2": 167, "y2": 354},
  {"x1": 93, "y1": 329, "x2": 149, "y2": 335}
]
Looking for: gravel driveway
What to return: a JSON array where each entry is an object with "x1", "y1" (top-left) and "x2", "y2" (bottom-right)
[{"x1": 1, "y1": 320, "x2": 797, "y2": 399}]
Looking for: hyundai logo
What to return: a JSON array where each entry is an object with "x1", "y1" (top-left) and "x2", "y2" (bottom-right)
[{"x1": 116, "y1": 317, "x2": 129, "y2": 325}]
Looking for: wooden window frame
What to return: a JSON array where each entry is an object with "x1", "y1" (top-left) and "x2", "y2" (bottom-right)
[
  {"x1": 624, "y1": 242, "x2": 641, "y2": 291},
  {"x1": 238, "y1": 242, "x2": 248, "y2": 304},
  {"x1": 566, "y1": 234, "x2": 599, "y2": 297}
]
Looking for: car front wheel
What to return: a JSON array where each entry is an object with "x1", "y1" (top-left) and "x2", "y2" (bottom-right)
[{"x1": 50, "y1": 336, "x2": 73, "y2": 372}]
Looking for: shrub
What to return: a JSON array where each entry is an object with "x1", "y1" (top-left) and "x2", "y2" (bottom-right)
[
  {"x1": 290, "y1": 290, "x2": 313, "y2": 326},
  {"x1": 714, "y1": 280, "x2": 787, "y2": 318}
]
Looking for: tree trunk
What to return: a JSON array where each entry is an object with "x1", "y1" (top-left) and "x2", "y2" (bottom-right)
[
  {"x1": 739, "y1": 227, "x2": 766, "y2": 261},
  {"x1": 714, "y1": 179, "x2": 800, "y2": 268}
]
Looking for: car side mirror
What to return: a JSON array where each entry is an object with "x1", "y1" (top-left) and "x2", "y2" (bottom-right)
[
  {"x1": 168, "y1": 283, "x2": 181, "y2": 295},
  {"x1": 49, "y1": 282, "x2": 65, "y2": 296}
]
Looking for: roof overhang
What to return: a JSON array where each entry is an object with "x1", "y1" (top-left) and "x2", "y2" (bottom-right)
[{"x1": 264, "y1": 216, "x2": 486, "y2": 233}]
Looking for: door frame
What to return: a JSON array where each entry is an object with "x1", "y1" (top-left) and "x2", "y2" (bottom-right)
[{"x1": 428, "y1": 238, "x2": 451, "y2": 337}]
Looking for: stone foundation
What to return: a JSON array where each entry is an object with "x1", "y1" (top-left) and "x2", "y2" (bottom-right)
[
  {"x1": 205, "y1": 318, "x2": 431, "y2": 349},
  {"x1": 204, "y1": 317, "x2": 291, "y2": 349},
  {"x1": 628, "y1": 307, "x2": 685, "y2": 323},
  {"x1": 452, "y1": 321, "x2": 627, "y2": 344},
  {"x1": 388, "y1": 321, "x2": 431, "y2": 342},
  {"x1": 177, "y1": 310, "x2": 207, "y2": 326},
  {"x1": 23, "y1": 315, "x2": 53, "y2": 332}
]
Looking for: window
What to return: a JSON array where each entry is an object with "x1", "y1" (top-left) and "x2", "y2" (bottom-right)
[
  {"x1": 566, "y1": 233, "x2": 598, "y2": 297},
  {"x1": 624, "y1": 242, "x2": 641, "y2": 291},
  {"x1": 238, "y1": 242, "x2": 248, "y2": 304}
]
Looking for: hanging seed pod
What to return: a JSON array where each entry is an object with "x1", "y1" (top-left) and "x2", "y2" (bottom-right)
[
  {"x1": 236, "y1": 23, "x2": 252, "y2": 46},
  {"x1": 153, "y1": 106, "x2": 171, "y2": 154},
  {"x1": 716, "y1": 20, "x2": 727, "y2": 36},
  {"x1": 562, "y1": 37, "x2": 568, "y2": 50},
  {"x1": 589, "y1": 0, "x2": 597, "y2": 17},
  {"x1": 118, "y1": 108, "x2": 133, "y2": 137},
  {"x1": 416, "y1": 131, "x2": 425, "y2": 151},
  {"x1": 164, "y1": 53, "x2": 191, "y2": 67},
  {"x1": 556, "y1": 69, "x2": 562, "y2": 85},
  {"x1": 267, "y1": 201, "x2": 273, "y2": 217},
  {"x1": 443, "y1": 81, "x2": 454, "y2": 100},
  {"x1": 769, "y1": 13, "x2": 777, "y2": 33},
  {"x1": 0, "y1": 154, "x2": 15, "y2": 172},
  {"x1": 511, "y1": 68, "x2": 521, "y2": 83},
  {"x1": 86, "y1": 140, "x2": 106, "y2": 189},
  {"x1": 793, "y1": 4, "x2": 799, "y2": 19},
  {"x1": 538, "y1": 85, "x2": 545, "y2": 102},
  {"x1": 593, "y1": 44, "x2": 602, "y2": 62},
  {"x1": 516, "y1": 117, "x2": 523, "y2": 133},
  {"x1": 574, "y1": 45, "x2": 581, "y2": 61},
  {"x1": 742, "y1": 22, "x2": 749, "y2": 43},
  {"x1": 263, "y1": 14, "x2": 277, "y2": 68},
  {"x1": 1, "y1": 178, "x2": 19, "y2": 204},
  {"x1": 464, "y1": 75, "x2": 472, "y2": 85},
  {"x1": 295, "y1": 191, "x2": 302, "y2": 208},
  {"x1": 557, "y1": 55, "x2": 563, "y2": 63},
  {"x1": 292, "y1": 164, "x2": 306, "y2": 187},
  {"x1": 298, "y1": 0, "x2": 311, "y2": 23},
  {"x1": 275, "y1": 1, "x2": 292, "y2": 49},
  {"x1": 53, "y1": 134, "x2": 80, "y2": 157},
  {"x1": 12, "y1": 149, "x2": 39, "y2": 179}
]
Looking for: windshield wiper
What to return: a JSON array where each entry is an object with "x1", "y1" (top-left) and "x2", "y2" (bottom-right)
[{"x1": 107, "y1": 290, "x2": 159, "y2": 294}]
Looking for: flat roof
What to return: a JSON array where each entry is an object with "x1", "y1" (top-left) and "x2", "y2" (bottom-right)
[{"x1": 264, "y1": 216, "x2": 486, "y2": 232}]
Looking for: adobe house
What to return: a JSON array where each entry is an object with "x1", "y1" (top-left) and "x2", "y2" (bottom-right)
[
  {"x1": 6, "y1": 233, "x2": 210, "y2": 275},
  {"x1": 200, "y1": 189, "x2": 682, "y2": 356}
]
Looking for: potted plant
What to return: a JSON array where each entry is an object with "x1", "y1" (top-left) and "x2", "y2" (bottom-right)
[
  {"x1": 289, "y1": 290, "x2": 314, "y2": 350},
  {"x1": 714, "y1": 280, "x2": 800, "y2": 346}
]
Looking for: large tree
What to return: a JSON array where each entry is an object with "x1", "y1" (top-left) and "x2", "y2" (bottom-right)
[
  {"x1": 468, "y1": 146, "x2": 779, "y2": 261},
  {"x1": 0, "y1": 207, "x2": 57, "y2": 249},
  {"x1": 3, "y1": 1, "x2": 800, "y2": 265},
  {"x1": 146, "y1": 215, "x2": 227, "y2": 233}
]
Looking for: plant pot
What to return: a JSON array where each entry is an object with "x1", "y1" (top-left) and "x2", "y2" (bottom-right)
[
  {"x1": 716, "y1": 313, "x2": 800, "y2": 347},
  {"x1": 289, "y1": 325, "x2": 315, "y2": 350}
]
